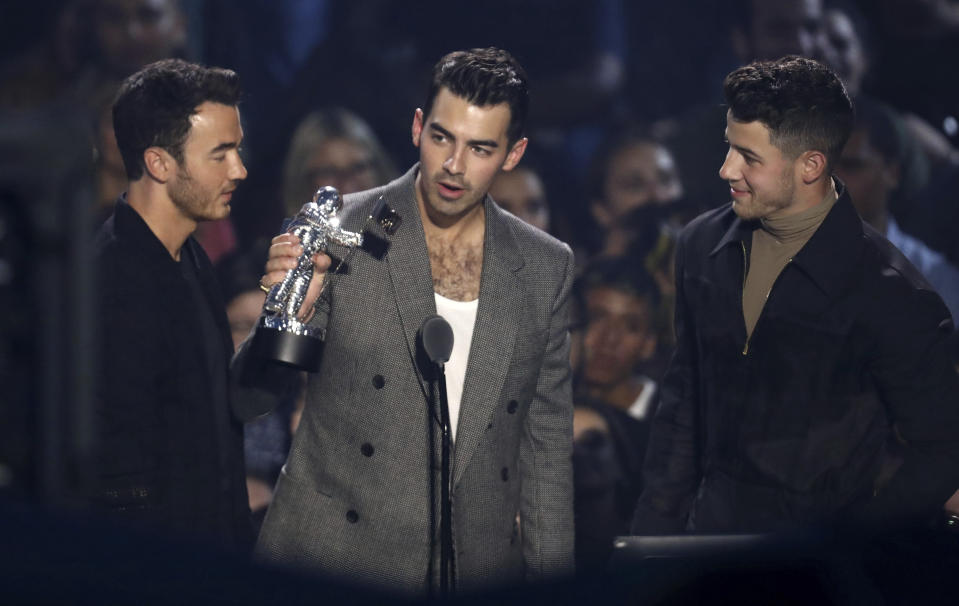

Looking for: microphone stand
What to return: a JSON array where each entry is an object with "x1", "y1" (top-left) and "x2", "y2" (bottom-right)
[
  {"x1": 420, "y1": 314, "x2": 455, "y2": 598},
  {"x1": 436, "y1": 360, "x2": 456, "y2": 599}
]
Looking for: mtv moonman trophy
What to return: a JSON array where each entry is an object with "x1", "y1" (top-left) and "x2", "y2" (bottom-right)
[{"x1": 250, "y1": 185, "x2": 401, "y2": 371}]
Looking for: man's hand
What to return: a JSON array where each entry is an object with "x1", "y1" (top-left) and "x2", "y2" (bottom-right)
[{"x1": 261, "y1": 233, "x2": 332, "y2": 321}]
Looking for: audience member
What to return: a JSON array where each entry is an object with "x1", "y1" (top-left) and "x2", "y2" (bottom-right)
[
  {"x1": 575, "y1": 257, "x2": 662, "y2": 419},
  {"x1": 585, "y1": 130, "x2": 685, "y2": 258},
  {"x1": 836, "y1": 97, "x2": 959, "y2": 322},
  {"x1": 571, "y1": 258, "x2": 663, "y2": 572},
  {"x1": 488, "y1": 163, "x2": 552, "y2": 234},
  {"x1": 214, "y1": 244, "x2": 301, "y2": 531},
  {"x1": 281, "y1": 107, "x2": 398, "y2": 215}
]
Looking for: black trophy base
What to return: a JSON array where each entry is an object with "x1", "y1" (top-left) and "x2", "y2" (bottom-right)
[{"x1": 251, "y1": 324, "x2": 324, "y2": 372}]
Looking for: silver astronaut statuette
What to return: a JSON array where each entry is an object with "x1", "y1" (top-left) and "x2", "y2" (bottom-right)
[{"x1": 252, "y1": 186, "x2": 363, "y2": 371}]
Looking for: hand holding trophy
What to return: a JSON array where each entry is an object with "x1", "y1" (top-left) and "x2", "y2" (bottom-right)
[
  {"x1": 251, "y1": 186, "x2": 364, "y2": 371},
  {"x1": 250, "y1": 185, "x2": 402, "y2": 372}
]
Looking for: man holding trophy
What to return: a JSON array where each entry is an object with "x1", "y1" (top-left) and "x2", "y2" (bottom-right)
[{"x1": 233, "y1": 47, "x2": 575, "y2": 594}]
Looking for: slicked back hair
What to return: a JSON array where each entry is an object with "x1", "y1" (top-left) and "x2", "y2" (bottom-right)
[
  {"x1": 113, "y1": 58, "x2": 241, "y2": 180},
  {"x1": 422, "y1": 47, "x2": 529, "y2": 145},
  {"x1": 723, "y1": 55, "x2": 853, "y2": 171}
]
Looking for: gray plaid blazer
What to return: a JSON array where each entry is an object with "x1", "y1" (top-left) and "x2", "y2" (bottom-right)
[{"x1": 234, "y1": 165, "x2": 574, "y2": 595}]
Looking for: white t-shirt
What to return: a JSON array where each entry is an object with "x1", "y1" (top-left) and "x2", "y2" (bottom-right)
[{"x1": 434, "y1": 293, "x2": 479, "y2": 441}]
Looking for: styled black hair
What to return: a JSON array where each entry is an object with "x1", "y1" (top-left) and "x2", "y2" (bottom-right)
[
  {"x1": 422, "y1": 47, "x2": 529, "y2": 145},
  {"x1": 113, "y1": 58, "x2": 240, "y2": 180},
  {"x1": 723, "y1": 55, "x2": 853, "y2": 170}
]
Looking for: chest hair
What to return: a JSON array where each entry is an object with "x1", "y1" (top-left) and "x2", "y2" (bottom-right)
[{"x1": 428, "y1": 237, "x2": 483, "y2": 301}]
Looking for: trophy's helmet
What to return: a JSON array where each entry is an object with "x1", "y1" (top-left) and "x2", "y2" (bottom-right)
[{"x1": 312, "y1": 186, "x2": 343, "y2": 215}]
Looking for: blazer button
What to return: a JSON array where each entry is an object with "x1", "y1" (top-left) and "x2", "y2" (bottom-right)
[
  {"x1": 372, "y1": 375, "x2": 385, "y2": 389},
  {"x1": 501, "y1": 467, "x2": 509, "y2": 481},
  {"x1": 507, "y1": 400, "x2": 518, "y2": 414},
  {"x1": 346, "y1": 510, "x2": 359, "y2": 523},
  {"x1": 361, "y1": 443, "x2": 374, "y2": 457}
]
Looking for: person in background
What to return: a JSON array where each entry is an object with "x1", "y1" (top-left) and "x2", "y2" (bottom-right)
[
  {"x1": 571, "y1": 257, "x2": 663, "y2": 571},
  {"x1": 281, "y1": 107, "x2": 398, "y2": 214},
  {"x1": 488, "y1": 162, "x2": 551, "y2": 233},
  {"x1": 836, "y1": 97, "x2": 959, "y2": 323},
  {"x1": 586, "y1": 129, "x2": 684, "y2": 258}
]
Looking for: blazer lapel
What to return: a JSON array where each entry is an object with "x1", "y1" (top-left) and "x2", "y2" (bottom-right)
[
  {"x1": 453, "y1": 201, "x2": 524, "y2": 485},
  {"x1": 384, "y1": 166, "x2": 437, "y2": 400}
]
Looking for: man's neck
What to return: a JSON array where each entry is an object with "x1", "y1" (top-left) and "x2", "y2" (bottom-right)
[
  {"x1": 769, "y1": 177, "x2": 836, "y2": 221},
  {"x1": 126, "y1": 181, "x2": 196, "y2": 261}
]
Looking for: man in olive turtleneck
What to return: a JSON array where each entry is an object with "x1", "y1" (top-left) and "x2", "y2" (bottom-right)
[{"x1": 632, "y1": 56, "x2": 959, "y2": 536}]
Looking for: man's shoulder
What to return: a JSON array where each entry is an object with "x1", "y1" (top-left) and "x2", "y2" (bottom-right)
[
  {"x1": 860, "y1": 221, "x2": 948, "y2": 310},
  {"x1": 681, "y1": 203, "x2": 735, "y2": 237},
  {"x1": 500, "y1": 207, "x2": 571, "y2": 256}
]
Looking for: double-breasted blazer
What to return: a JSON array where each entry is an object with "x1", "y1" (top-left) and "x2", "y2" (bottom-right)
[{"x1": 234, "y1": 165, "x2": 575, "y2": 594}]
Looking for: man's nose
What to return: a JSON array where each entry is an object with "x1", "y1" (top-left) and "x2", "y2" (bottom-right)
[
  {"x1": 444, "y1": 147, "x2": 465, "y2": 175},
  {"x1": 718, "y1": 149, "x2": 738, "y2": 181}
]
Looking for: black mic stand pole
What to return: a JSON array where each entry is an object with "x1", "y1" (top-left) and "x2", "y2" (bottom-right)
[{"x1": 436, "y1": 360, "x2": 456, "y2": 599}]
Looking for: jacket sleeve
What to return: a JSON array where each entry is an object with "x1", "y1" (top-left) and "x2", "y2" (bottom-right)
[
  {"x1": 632, "y1": 225, "x2": 702, "y2": 534},
  {"x1": 519, "y1": 244, "x2": 575, "y2": 580},
  {"x1": 858, "y1": 287, "x2": 959, "y2": 525},
  {"x1": 229, "y1": 329, "x2": 302, "y2": 422},
  {"x1": 93, "y1": 273, "x2": 165, "y2": 514}
]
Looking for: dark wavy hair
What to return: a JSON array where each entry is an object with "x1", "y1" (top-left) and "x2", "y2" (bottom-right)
[
  {"x1": 422, "y1": 47, "x2": 529, "y2": 145},
  {"x1": 113, "y1": 58, "x2": 240, "y2": 180},
  {"x1": 723, "y1": 55, "x2": 853, "y2": 170}
]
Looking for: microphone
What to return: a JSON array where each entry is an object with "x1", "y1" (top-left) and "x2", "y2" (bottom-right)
[
  {"x1": 418, "y1": 314, "x2": 456, "y2": 597},
  {"x1": 421, "y1": 315, "x2": 454, "y2": 365}
]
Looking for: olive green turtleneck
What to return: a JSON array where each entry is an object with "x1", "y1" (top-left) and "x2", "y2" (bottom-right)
[{"x1": 743, "y1": 187, "x2": 837, "y2": 338}]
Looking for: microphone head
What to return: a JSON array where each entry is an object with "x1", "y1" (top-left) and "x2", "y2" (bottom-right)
[{"x1": 420, "y1": 315, "x2": 454, "y2": 365}]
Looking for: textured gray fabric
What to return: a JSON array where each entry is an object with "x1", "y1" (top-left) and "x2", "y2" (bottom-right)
[{"x1": 235, "y1": 165, "x2": 575, "y2": 595}]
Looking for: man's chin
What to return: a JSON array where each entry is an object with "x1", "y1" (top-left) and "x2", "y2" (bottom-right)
[{"x1": 731, "y1": 200, "x2": 759, "y2": 220}]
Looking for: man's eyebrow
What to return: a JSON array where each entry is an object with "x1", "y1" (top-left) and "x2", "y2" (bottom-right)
[
  {"x1": 210, "y1": 141, "x2": 239, "y2": 153},
  {"x1": 429, "y1": 123, "x2": 499, "y2": 149}
]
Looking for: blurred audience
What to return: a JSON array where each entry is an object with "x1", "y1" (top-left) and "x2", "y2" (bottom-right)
[
  {"x1": 836, "y1": 97, "x2": 959, "y2": 322},
  {"x1": 282, "y1": 107, "x2": 398, "y2": 215},
  {"x1": 488, "y1": 163, "x2": 552, "y2": 234},
  {"x1": 575, "y1": 257, "x2": 663, "y2": 418},
  {"x1": 572, "y1": 257, "x2": 664, "y2": 572},
  {"x1": 584, "y1": 129, "x2": 685, "y2": 258},
  {"x1": 214, "y1": 245, "x2": 300, "y2": 531}
]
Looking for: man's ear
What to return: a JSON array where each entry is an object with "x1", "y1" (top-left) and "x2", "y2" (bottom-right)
[
  {"x1": 411, "y1": 108, "x2": 424, "y2": 148},
  {"x1": 501, "y1": 137, "x2": 528, "y2": 171},
  {"x1": 800, "y1": 150, "x2": 828, "y2": 184},
  {"x1": 143, "y1": 146, "x2": 173, "y2": 183}
]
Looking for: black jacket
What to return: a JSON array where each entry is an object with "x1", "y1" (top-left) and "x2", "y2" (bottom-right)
[
  {"x1": 633, "y1": 185, "x2": 959, "y2": 534},
  {"x1": 93, "y1": 198, "x2": 252, "y2": 550}
]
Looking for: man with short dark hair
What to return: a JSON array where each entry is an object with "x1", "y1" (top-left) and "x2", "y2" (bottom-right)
[
  {"x1": 633, "y1": 56, "x2": 959, "y2": 535},
  {"x1": 93, "y1": 58, "x2": 252, "y2": 551},
  {"x1": 236, "y1": 48, "x2": 574, "y2": 594}
]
